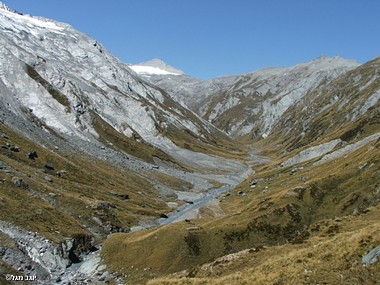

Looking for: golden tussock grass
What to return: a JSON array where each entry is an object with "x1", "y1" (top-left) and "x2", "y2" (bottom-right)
[
  {"x1": 102, "y1": 133, "x2": 380, "y2": 285},
  {"x1": 147, "y1": 205, "x2": 380, "y2": 285},
  {"x1": 0, "y1": 124, "x2": 169, "y2": 243}
]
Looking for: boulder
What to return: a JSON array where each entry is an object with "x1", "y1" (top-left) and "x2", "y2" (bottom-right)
[
  {"x1": 118, "y1": 194, "x2": 129, "y2": 200},
  {"x1": 74, "y1": 102, "x2": 86, "y2": 115},
  {"x1": 44, "y1": 176, "x2": 53, "y2": 183},
  {"x1": 10, "y1": 145, "x2": 20, "y2": 152},
  {"x1": 11, "y1": 177, "x2": 28, "y2": 188},
  {"x1": 26, "y1": 151, "x2": 38, "y2": 160},
  {"x1": 0, "y1": 132, "x2": 9, "y2": 139},
  {"x1": 56, "y1": 170, "x2": 67, "y2": 178},
  {"x1": 362, "y1": 245, "x2": 380, "y2": 265},
  {"x1": 110, "y1": 192, "x2": 129, "y2": 200},
  {"x1": 44, "y1": 163, "x2": 55, "y2": 170}
]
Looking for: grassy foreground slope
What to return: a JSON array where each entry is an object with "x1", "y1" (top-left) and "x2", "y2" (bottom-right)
[
  {"x1": 102, "y1": 133, "x2": 380, "y2": 284},
  {"x1": 148, "y1": 205, "x2": 380, "y2": 285},
  {"x1": 0, "y1": 123, "x2": 172, "y2": 243}
]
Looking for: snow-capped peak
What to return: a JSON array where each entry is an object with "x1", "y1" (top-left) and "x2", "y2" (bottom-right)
[
  {"x1": 129, "y1": 58, "x2": 185, "y2": 76},
  {"x1": 0, "y1": 2, "x2": 18, "y2": 13},
  {"x1": 0, "y1": 3, "x2": 66, "y2": 31}
]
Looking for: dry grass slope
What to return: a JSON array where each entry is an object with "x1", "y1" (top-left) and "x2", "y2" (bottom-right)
[
  {"x1": 0, "y1": 123, "x2": 170, "y2": 244},
  {"x1": 148, "y1": 206, "x2": 380, "y2": 284},
  {"x1": 102, "y1": 133, "x2": 380, "y2": 284}
]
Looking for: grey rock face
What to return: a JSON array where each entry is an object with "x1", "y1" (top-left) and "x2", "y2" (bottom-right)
[
  {"x1": 363, "y1": 245, "x2": 380, "y2": 265},
  {"x1": 0, "y1": 6, "x2": 230, "y2": 167},
  {"x1": 0, "y1": 221, "x2": 101, "y2": 285},
  {"x1": 140, "y1": 57, "x2": 360, "y2": 138}
]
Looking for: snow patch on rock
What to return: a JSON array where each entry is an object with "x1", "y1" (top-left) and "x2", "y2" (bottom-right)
[{"x1": 129, "y1": 65, "x2": 181, "y2": 76}]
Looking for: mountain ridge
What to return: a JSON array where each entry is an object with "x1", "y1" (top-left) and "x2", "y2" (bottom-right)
[
  {"x1": 138, "y1": 55, "x2": 361, "y2": 138},
  {"x1": 0, "y1": 6, "x2": 243, "y2": 166}
]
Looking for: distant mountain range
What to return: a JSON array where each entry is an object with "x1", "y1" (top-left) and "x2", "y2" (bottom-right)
[{"x1": 135, "y1": 56, "x2": 362, "y2": 138}]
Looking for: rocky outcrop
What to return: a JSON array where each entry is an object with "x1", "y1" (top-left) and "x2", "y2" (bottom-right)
[
  {"x1": 56, "y1": 234, "x2": 96, "y2": 264},
  {"x1": 0, "y1": 221, "x2": 96, "y2": 284},
  {"x1": 363, "y1": 245, "x2": 380, "y2": 265},
  {"x1": 26, "y1": 151, "x2": 38, "y2": 160},
  {"x1": 92, "y1": 202, "x2": 129, "y2": 233}
]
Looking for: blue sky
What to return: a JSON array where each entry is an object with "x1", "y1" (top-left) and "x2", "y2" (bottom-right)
[{"x1": 4, "y1": 0, "x2": 380, "y2": 79}]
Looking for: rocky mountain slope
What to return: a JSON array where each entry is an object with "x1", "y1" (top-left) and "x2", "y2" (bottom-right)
[
  {"x1": 0, "y1": 5, "x2": 244, "y2": 167},
  {"x1": 1, "y1": 2, "x2": 379, "y2": 285},
  {"x1": 200, "y1": 56, "x2": 360, "y2": 138},
  {"x1": 130, "y1": 60, "x2": 238, "y2": 110},
  {"x1": 104, "y1": 42, "x2": 380, "y2": 285},
  {"x1": 270, "y1": 56, "x2": 380, "y2": 151},
  {"x1": 138, "y1": 56, "x2": 361, "y2": 138},
  {"x1": 0, "y1": 4, "x2": 249, "y2": 284},
  {"x1": 103, "y1": 56, "x2": 380, "y2": 284}
]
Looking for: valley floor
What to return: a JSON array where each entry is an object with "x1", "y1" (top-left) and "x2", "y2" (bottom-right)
[{"x1": 101, "y1": 133, "x2": 380, "y2": 285}]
